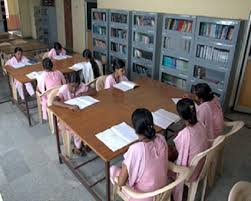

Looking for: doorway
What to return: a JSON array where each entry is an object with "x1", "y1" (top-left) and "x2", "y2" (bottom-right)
[{"x1": 64, "y1": 0, "x2": 73, "y2": 51}]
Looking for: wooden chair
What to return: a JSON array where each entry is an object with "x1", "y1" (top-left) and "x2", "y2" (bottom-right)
[
  {"x1": 208, "y1": 121, "x2": 244, "y2": 187},
  {"x1": 184, "y1": 135, "x2": 226, "y2": 201},
  {"x1": 112, "y1": 162, "x2": 190, "y2": 201},
  {"x1": 228, "y1": 181, "x2": 251, "y2": 201},
  {"x1": 96, "y1": 75, "x2": 107, "y2": 91}
]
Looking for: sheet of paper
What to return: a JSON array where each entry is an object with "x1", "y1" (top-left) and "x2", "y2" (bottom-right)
[
  {"x1": 155, "y1": 108, "x2": 180, "y2": 123},
  {"x1": 111, "y1": 122, "x2": 138, "y2": 143},
  {"x1": 69, "y1": 62, "x2": 84, "y2": 71},
  {"x1": 152, "y1": 112, "x2": 174, "y2": 129},
  {"x1": 12, "y1": 62, "x2": 26, "y2": 69},
  {"x1": 64, "y1": 96, "x2": 99, "y2": 110},
  {"x1": 113, "y1": 81, "x2": 137, "y2": 92},
  {"x1": 78, "y1": 96, "x2": 100, "y2": 105},
  {"x1": 96, "y1": 129, "x2": 128, "y2": 152},
  {"x1": 54, "y1": 55, "x2": 72, "y2": 60},
  {"x1": 26, "y1": 71, "x2": 43, "y2": 80}
]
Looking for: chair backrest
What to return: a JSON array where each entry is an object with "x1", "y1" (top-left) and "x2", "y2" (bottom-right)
[
  {"x1": 47, "y1": 86, "x2": 61, "y2": 107},
  {"x1": 119, "y1": 162, "x2": 190, "y2": 201},
  {"x1": 228, "y1": 181, "x2": 251, "y2": 201},
  {"x1": 42, "y1": 52, "x2": 49, "y2": 59},
  {"x1": 188, "y1": 135, "x2": 226, "y2": 180},
  {"x1": 96, "y1": 75, "x2": 107, "y2": 91},
  {"x1": 224, "y1": 121, "x2": 244, "y2": 138}
]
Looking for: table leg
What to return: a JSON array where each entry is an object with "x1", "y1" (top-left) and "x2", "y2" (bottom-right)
[
  {"x1": 105, "y1": 161, "x2": 111, "y2": 201},
  {"x1": 6, "y1": 73, "x2": 14, "y2": 104},
  {"x1": 23, "y1": 84, "x2": 32, "y2": 127},
  {"x1": 53, "y1": 114, "x2": 62, "y2": 164}
]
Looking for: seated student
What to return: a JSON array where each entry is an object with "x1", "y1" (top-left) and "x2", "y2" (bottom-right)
[
  {"x1": 48, "y1": 42, "x2": 66, "y2": 59},
  {"x1": 110, "y1": 108, "x2": 168, "y2": 201},
  {"x1": 193, "y1": 83, "x2": 224, "y2": 139},
  {"x1": 53, "y1": 78, "x2": 96, "y2": 154},
  {"x1": 5, "y1": 47, "x2": 35, "y2": 100},
  {"x1": 169, "y1": 98, "x2": 208, "y2": 201},
  {"x1": 37, "y1": 58, "x2": 66, "y2": 120},
  {"x1": 104, "y1": 59, "x2": 128, "y2": 89}
]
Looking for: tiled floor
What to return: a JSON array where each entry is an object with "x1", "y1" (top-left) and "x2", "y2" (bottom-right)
[{"x1": 0, "y1": 70, "x2": 251, "y2": 201}]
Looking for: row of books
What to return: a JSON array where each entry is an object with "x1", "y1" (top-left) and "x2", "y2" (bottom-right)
[
  {"x1": 162, "y1": 73, "x2": 187, "y2": 89},
  {"x1": 134, "y1": 16, "x2": 155, "y2": 27},
  {"x1": 162, "y1": 56, "x2": 189, "y2": 72},
  {"x1": 93, "y1": 25, "x2": 107, "y2": 36},
  {"x1": 93, "y1": 12, "x2": 106, "y2": 21},
  {"x1": 163, "y1": 36, "x2": 191, "y2": 53},
  {"x1": 111, "y1": 42, "x2": 127, "y2": 54},
  {"x1": 111, "y1": 28, "x2": 127, "y2": 39},
  {"x1": 111, "y1": 13, "x2": 128, "y2": 24},
  {"x1": 93, "y1": 51, "x2": 107, "y2": 63},
  {"x1": 193, "y1": 66, "x2": 225, "y2": 88},
  {"x1": 93, "y1": 39, "x2": 107, "y2": 49},
  {"x1": 199, "y1": 23, "x2": 234, "y2": 41},
  {"x1": 165, "y1": 19, "x2": 193, "y2": 33},
  {"x1": 132, "y1": 63, "x2": 152, "y2": 77},
  {"x1": 134, "y1": 48, "x2": 153, "y2": 61},
  {"x1": 134, "y1": 32, "x2": 154, "y2": 45},
  {"x1": 196, "y1": 45, "x2": 229, "y2": 64}
]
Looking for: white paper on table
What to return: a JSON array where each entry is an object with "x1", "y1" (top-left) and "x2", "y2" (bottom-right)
[
  {"x1": 96, "y1": 122, "x2": 138, "y2": 152},
  {"x1": 26, "y1": 71, "x2": 43, "y2": 80},
  {"x1": 113, "y1": 81, "x2": 137, "y2": 92},
  {"x1": 64, "y1": 96, "x2": 99, "y2": 109},
  {"x1": 12, "y1": 62, "x2": 26, "y2": 69},
  {"x1": 155, "y1": 109, "x2": 180, "y2": 123},
  {"x1": 54, "y1": 55, "x2": 72, "y2": 60},
  {"x1": 152, "y1": 112, "x2": 174, "y2": 129},
  {"x1": 69, "y1": 62, "x2": 84, "y2": 71}
]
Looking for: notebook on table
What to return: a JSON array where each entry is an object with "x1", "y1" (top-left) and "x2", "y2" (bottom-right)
[
  {"x1": 54, "y1": 55, "x2": 72, "y2": 60},
  {"x1": 64, "y1": 96, "x2": 99, "y2": 110},
  {"x1": 26, "y1": 71, "x2": 43, "y2": 80},
  {"x1": 96, "y1": 122, "x2": 138, "y2": 152},
  {"x1": 113, "y1": 81, "x2": 137, "y2": 92}
]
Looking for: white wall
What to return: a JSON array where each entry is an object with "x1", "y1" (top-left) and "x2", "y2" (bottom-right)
[{"x1": 55, "y1": 0, "x2": 66, "y2": 47}]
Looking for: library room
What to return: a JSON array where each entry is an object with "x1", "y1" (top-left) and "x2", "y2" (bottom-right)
[{"x1": 0, "y1": 0, "x2": 251, "y2": 201}]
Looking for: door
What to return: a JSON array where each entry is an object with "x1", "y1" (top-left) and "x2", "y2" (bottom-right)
[{"x1": 64, "y1": 0, "x2": 73, "y2": 50}]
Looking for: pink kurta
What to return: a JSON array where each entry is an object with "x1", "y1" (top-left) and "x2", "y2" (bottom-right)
[
  {"x1": 110, "y1": 134, "x2": 168, "y2": 201},
  {"x1": 197, "y1": 102, "x2": 214, "y2": 140},
  {"x1": 57, "y1": 83, "x2": 89, "y2": 149},
  {"x1": 48, "y1": 48, "x2": 66, "y2": 59},
  {"x1": 208, "y1": 97, "x2": 224, "y2": 137},
  {"x1": 37, "y1": 70, "x2": 66, "y2": 120},
  {"x1": 5, "y1": 56, "x2": 35, "y2": 100},
  {"x1": 173, "y1": 122, "x2": 209, "y2": 201},
  {"x1": 104, "y1": 74, "x2": 128, "y2": 89}
]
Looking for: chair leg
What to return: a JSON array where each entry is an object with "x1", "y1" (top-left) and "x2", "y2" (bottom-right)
[
  {"x1": 62, "y1": 131, "x2": 72, "y2": 158},
  {"x1": 218, "y1": 148, "x2": 224, "y2": 176},
  {"x1": 201, "y1": 176, "x2": 208, "y2": 201},
  {"x1": 10, "y1": 76, "x2": 17, "y2": 101},
  {"x1": 36, "y1": 94, "x2": 43, "y2": 124},
  {"x1": 112, "y1": 183, "x2": 118, "y2": 201},
  {"x1": 48, "y1": 111, "x2": 55, "y2": 134},
  {"x1": 208, "y1": 157, "x2": 217, "y2": 187},
  {"x1": 187, "y1": 181, "x2": 199, "y2": 201}
]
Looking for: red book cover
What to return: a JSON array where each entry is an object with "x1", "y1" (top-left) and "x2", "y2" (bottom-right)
[{"x1": 177, "y1": 20, "x2": 184, "y2": 31}]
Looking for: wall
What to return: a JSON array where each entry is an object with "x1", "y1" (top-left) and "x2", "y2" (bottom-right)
[
  {"x1": 55, "y1": 0, "x2": 66, "y2": 47},
  {"x1": 18, "y1": 0, "x2": 31, "y2": 37},
  {"x1": 29, "y1": 0, "x2": 40, "y2": 39},
  {"x1": 98, "y1": 0, "x2": 251, "y2": 20},
  {"x1": 6, "y1": 0, "x2": 20, "y2": 30}
]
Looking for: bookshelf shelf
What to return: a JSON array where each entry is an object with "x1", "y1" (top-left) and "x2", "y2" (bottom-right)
[
  {"x1": 160, "y1": 67, "x2": 189, "y2": 80},
  {"x1": 92, "y1": 8, "x2": 109, "y2": 71},
  {"x1": 131, "y1": 11, "x2": 162, "y2": 80},
  {"x1": 108, "y1": 9, "x2": 131, "y2": 75}
]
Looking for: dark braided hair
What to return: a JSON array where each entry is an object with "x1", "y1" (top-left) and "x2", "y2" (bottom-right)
[{"x1": 177, "y1": 98, "x2": 197, "y2": 125}]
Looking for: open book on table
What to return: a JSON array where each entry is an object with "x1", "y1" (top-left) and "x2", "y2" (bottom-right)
[
  {"x1": 96, "y1": 122, "x2": 139, "y2": 152},
  {"x1": 54, "y1": 55, "x2": 72, "y2": 60},
  {"x1": 113, "y1": 81, "x2": 137, "y2": 92},
  {"x1": 152, "y1": 108, "x2": 181, "y2": 129},
  {"x1": 64, "y1": 96, "x2": 99, "y2": 110},
  {"x1": 26, "y1": 71, "x2": 43, "y2": 80}
]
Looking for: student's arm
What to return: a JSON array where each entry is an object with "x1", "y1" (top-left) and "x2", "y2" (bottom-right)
[
  {"x1": 53, "y1": 96, "x2": 80, "y2": 111},
  {"x1": 77, "y1": 87, "x2": 97, "y2": 97},
  {"x1": 118, "y1": 164, "x2": 129, "y2": 187},
  {"x1": 168, "y1": 144, "x2": 178, "y2": 162}
]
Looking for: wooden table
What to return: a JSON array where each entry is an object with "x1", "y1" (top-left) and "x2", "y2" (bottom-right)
[
  {"x1": 49, "y1": 78, "x2": 185, "y2": 201},
  {"x1": 5, "y1": 54, "x2": 84, "y2": 126}
]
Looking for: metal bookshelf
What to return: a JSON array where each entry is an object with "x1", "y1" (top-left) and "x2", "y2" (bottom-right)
[
  {"x1": 109, "y1": 9, "x2": 131, "y2": 77},
  {"x1": 92, "y1": 8, "x2": 109, "y2": 73},
  {"x1": 159, "y1": 14, "x2": 196, "y2": 90},
  {"x1": 130, "y1": 11, "x2": 163, "y2": 80},
  {"x1": 34, "y1": 6, "x2": 57, "y2": 47},
  {"x1": 190, "y1": 16, "x2": 241, "y2": 105}
]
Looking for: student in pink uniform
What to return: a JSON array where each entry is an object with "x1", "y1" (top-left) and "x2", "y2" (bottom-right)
[
  {"x1": 104, "y1": 58, "x2": 128, "y2": 89},
  {"x1": 169, "y1": 98, "x2": 209, "y2": 201},
  {"x1": 48, "y1": 42, "x2": 66, "y2": 59},
  {"x1": 193, "y1": 83, "x2": 224, "y2": 139},
  {"x1": 53, "y1": 78, "x2": 96, "y2": 154},
  {"x1": 5, "y1": 47, "x2": 35, "y2": 100},
  {"x1": 37, "y1": 58, "x2": 66, "y2": 120},
  {"x1": 110, "y1": 108, "x2": 168, "y2": 201}
]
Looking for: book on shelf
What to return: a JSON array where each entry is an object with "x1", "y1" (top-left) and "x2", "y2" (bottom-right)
[
  {"x1": 152, "y1": 108, "x2": 180, "y2": 129},
  {"x1": 113, "y1": 81, "x2": 138, "y2": 92},
  {"x1": 96, "y1": 122, "x2": 138, "y2": 152},
  {"x1": 166, "y1": 19, "x2": 192, "y2": 32},
  {"x1": 64, "y1": 96, "x2": 99, "y2": 110}
]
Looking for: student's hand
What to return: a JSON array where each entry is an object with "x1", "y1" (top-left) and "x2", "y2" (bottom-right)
[
  {"x1": 69, "y1": 105, "x2": 80, "y2": 112},
  {"x1": 183, "y1": 93, "x2": 193, "y2": 99}
]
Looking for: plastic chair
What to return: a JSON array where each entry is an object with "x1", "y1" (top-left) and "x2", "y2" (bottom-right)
[
  {"x1": 113, "y1": 162, "x2": 190, "y2": 201},
  {"x1": 184, "y1": 135, "x2": 226, "y2": 201},
  {"x1": 96, "y1": 75, "x2": 107, "y2": 91},
  {"x1": 0, "y1": 193, "x2": 3, "y2": 201},
  {"x1": 228, "y1": 181, "x2": 251, "y2": 201},
  {"x1": 208, "y1": 121, "x2": 244, "y2": 187}
]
